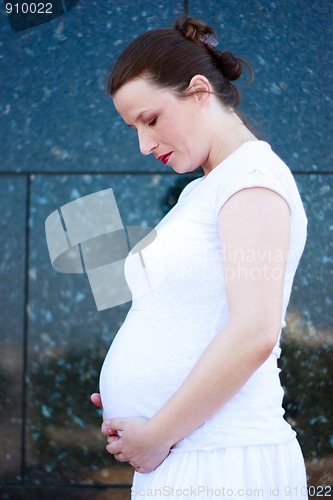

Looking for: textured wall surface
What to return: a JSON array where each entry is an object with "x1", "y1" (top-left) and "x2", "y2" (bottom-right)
[{"x1": 0, "y1": 0, "x2": 332, "y2": 498}]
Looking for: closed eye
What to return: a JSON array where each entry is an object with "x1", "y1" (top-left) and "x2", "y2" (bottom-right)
[{"x1": 148, "y1": 117, "x2": 157, "y2": 127}]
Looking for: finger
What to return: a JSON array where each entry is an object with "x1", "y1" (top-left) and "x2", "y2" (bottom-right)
[
  {"x1": 101, "y1": 421, "x2": 120, "y2": 436},
  {"x1": 103, "y1": 428, "x2": 119, "y2": 437},
  {"x1": 108, "y1": 418, "x2": 124, "y2": 430},
  {"x1": 107, "y1": 435, "x2": 120, "y2": 444},
  {"x1": 102, "y1": 419, "x2": 124, "y2": 436},
  {"x1": 106, "y1": 441, "x2": 123, "y2": 457},
  {"x1": 106, "y1": 439, "x2": 121, "y2": 454},
  {"x1": 114, "y1": 452, "x2": 128, "y2": 463},
  {"x1": 90, "y1": 393, "x2": 102, "y2": 408}
]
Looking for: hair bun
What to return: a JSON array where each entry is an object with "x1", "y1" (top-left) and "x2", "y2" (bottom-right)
[
  {"x1": 216, "y1": 51, "x2": 243, "y2": 81},
  {"x1": 174, "y1": 17, "x2": 249, "y2": 84},
  {"x1": 174, "y1": 16, "x2": 215, "y2": 44}
]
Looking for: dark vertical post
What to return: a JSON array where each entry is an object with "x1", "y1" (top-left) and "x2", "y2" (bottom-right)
[{"x1": 20, "y1": 174, "x2": 31, "y2": 483}]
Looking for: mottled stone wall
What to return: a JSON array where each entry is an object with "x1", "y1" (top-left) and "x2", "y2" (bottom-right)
[{"x1": 0, "y1": 1, "x2": 332, "y2": 498}]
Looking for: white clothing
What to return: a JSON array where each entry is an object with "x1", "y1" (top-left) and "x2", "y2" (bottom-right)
[
  {"x1": 132, "y1": 439, "x2": 307, "y2": 499},
  {"x1": 100, "y1": 141, "x2": 308, "y2": 498}
]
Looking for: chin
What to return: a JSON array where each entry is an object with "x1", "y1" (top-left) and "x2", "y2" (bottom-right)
[{"x1": 171, "y1": 164, "x2": 198, "y2": 175}]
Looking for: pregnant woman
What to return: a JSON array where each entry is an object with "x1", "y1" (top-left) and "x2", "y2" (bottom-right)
[{"x1": 91, "y1": 16, "x2": 308, "y2": 499}]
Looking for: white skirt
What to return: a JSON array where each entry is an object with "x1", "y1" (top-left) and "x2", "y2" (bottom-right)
[{"x1": 131, "y1": 438, "x2": 308, "y2": 499}]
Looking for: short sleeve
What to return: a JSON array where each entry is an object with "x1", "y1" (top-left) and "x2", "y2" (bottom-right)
[{"x1": 211, "y1": 143, "x2": 295, "y2": 216}]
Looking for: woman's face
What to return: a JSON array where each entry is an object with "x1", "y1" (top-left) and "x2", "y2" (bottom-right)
[{"x1": 112, "y1": 77, "x2": 213, "y2": 175}]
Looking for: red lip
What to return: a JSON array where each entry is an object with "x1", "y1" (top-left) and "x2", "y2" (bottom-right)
[{"x1": 157, "y1": 152, "x2": 173, "y2": 165}]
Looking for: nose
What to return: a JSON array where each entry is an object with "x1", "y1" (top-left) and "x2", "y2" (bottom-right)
[{"x1": 137, "y1": 128, "x2": 157, "y2": 156}]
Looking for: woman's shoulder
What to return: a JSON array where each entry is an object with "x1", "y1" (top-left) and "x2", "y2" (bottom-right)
[
  {"x1": 204, "y1": 141, "x2": 305, "y2": 217},
  {"x1": 210, "y1": 140, "x2": 296, "y2": 188},
  {"x1": 178, "y1": 176, "x2": 205, "y2": 201}
]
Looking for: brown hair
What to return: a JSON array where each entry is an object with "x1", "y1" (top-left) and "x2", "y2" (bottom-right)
[{"x1": 108, "y1": 16, "x2": 252, "y2": 108}]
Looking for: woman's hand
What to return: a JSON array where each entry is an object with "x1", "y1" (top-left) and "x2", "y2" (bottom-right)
[
  {"x1": 90, "y1": 393, "x2": 171, "y2": 473},
  {"x1": 90, "y1": 392, "x2": 103, "y2": 409},
  {"x1": 103, "y1": 416, "x2": 171, "y2": 473},
  {"x1": 90, "y1": 392, "x2": 121, "y2": 445}
]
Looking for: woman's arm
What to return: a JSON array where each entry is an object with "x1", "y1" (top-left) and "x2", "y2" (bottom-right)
[{"x1": 101, "y1": 187, "x2": 290, "y2": 472}]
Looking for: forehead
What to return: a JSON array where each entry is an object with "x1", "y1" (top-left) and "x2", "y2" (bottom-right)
[{"x1": 112, "y1": 77, "x2": 176, "y2": 120}]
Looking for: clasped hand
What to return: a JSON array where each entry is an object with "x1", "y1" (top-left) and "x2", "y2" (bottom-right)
[{"x1": 91, "y1": 393, "x2": 171, "y2": 473}]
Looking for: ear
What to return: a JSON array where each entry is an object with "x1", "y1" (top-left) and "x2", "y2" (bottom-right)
[{"x1": 187, "y1": 75, "x2": 212, "y2": 104}]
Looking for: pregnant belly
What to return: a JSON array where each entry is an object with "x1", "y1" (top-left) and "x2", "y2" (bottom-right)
[{"x1": 99, "y1": 310, "x2": 206, "y2": 419}]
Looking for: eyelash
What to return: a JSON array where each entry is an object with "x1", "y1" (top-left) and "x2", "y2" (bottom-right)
[{"x1": 148, "y1": 117, "x2": 157, "y2": 127}]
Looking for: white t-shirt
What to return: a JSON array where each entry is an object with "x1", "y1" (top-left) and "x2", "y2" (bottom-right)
[{"x1": 100, "y1": 140, "x2": 308, "y2": 450}]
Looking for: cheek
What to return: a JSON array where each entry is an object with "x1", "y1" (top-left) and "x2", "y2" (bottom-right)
[
  {"x1": 168, "y1": 115, "x2": 194, "y2": 144},
  {"x1": 176, "y1": 143, "x2": 203, "y2": 172}
]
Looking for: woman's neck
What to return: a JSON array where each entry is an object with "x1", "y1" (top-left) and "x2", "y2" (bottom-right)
[{"x1": 202, "y1": 107, "x2": 257, "y2": 176}]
